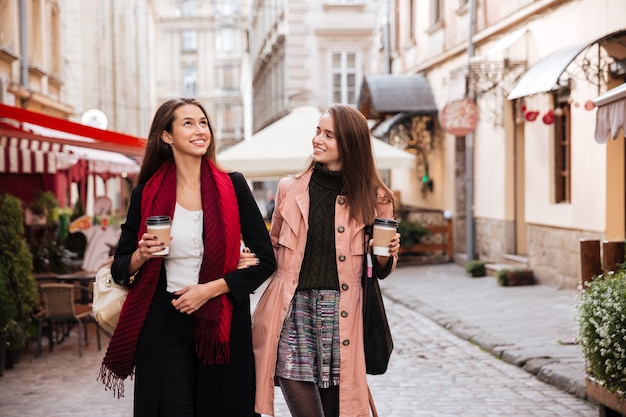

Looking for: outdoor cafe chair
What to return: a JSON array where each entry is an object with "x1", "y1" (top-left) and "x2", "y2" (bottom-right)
[{"x1": 35, "y1": 283, "x2": 101, "y2": 358}]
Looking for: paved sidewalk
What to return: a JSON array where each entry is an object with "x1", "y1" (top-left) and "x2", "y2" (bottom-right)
[{"x1": 382, "y1": 262, "x2": 588, "y2": 400}]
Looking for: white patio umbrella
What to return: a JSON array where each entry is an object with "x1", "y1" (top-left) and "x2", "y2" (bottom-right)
[{"x1": 217, "y1": 106, "x2": 416, "y2": 180}]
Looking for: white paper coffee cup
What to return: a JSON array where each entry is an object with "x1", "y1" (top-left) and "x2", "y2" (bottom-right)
[
  {"x1": 372, "y1": 218, "x2": 398, "y2": 256},
  {"x1": 146, "y1": 215, "x2": 171, "y2": 256}
]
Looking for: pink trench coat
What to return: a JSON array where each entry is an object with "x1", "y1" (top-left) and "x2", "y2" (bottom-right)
[{"x1": 252, "y1": 169, "x2": 397, "y2": 417}]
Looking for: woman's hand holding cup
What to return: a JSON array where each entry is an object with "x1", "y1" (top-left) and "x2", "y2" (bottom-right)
[
  {"x1": 372, "y1": 218, "x2": 399, "y2": 257},
  {"x1": 137, "y1": 232, "x2": 169, "y2": 260}
]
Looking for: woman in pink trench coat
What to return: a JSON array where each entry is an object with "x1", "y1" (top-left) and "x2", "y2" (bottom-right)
[{"x1": 252, "y1": 104, "x2": 400, "y2": 417}]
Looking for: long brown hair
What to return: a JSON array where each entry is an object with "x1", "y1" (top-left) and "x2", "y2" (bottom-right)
[
  {"x1": 136, "y1": 98, "x2": 219, "y2": 184},
  {"x1": 302, "y1": 104, "x2": 394, "y2": 224}
]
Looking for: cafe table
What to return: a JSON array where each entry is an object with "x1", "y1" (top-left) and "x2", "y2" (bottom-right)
[
  {"x1": 54, "y1": 270, "x2": 97, "y2": 304},
  {"x1": 33, "y1": 272, "x2": 59, "y2": 283}
]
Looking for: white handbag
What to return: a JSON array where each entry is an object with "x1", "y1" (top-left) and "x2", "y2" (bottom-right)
[{"x1": 92, "y1": 259, "x2": 128, "y2": 336}]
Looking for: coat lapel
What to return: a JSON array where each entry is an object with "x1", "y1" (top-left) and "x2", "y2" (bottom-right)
[{"x1": 280, "y1": 170, "x2": 312, "y2": 234}]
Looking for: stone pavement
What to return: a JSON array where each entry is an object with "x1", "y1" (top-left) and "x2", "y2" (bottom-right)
[
  {"x1": 0, "y1": 262, "x2": 595, "y2": 416},
  {"x1": 0, "y1": 323, "x2": 134, "y2": 417},
  {"x1": 380, "y1": 262, "x2": 589, "y2": 400},
  {"x1": 367, "y1": 276, "x2": 596, "y2": 417}
]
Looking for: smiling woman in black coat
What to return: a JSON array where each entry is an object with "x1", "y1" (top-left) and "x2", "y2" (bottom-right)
[{"x1": 99, "y1": 98, "x2": 275, "y2": 417}]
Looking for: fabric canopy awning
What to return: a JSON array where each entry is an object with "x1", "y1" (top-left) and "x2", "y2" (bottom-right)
[
  {"x1": 357, "y1": 74, "x2": 438, "y2": 120},
  {"x1": 507, "y1": 45, "x2": 584, "y2": 100},
  {"x1": 508, "y1": 29, "x2": 626, "y2": 100},
  {"x1": 0, "y1": 103, "x2": 146, "y2": 157},
  {"x1": 594, "y1": 83, "x2": 626, "y2": 143},
  {"x1": 216, "y1": 106, "x2": 416, "y2": 180},
  {"x1": 371, "y1": 112, "x2": 421, "y2": 139},
  {"x1": 0, "y1": 135, "x2": 78, "y2": 174},
  {"x1": 0, "y1": 123, "x2": 139, "y2": 176}
]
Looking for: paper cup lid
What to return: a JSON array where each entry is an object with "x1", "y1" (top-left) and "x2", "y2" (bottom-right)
[
  {"x1": 146, "y1": 215, "x2": 171, "y2": 225},
  {"x1": 374, "y1": 217, "x2": 398, "y2": 227}
]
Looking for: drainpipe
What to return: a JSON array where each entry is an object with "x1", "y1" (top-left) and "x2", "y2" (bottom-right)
[
  {"x1": 19, "y1": 0, "x2": 29, "y2": 96},
  {"x1": 382, "y1": 0, "x2": 390, "y2": 74},
  {"x1": 465, "y1": 0, "x2": 477, "y2": 260}
]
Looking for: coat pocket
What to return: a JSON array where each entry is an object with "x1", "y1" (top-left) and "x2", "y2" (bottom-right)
[
  {"x1": 350, "y1": 226, "x2": 366, "y2": 256},
  {"x1": 278, "y1": 223, "x2": 297, "y2": 250}
]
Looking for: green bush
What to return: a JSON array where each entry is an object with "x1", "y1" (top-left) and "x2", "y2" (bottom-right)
[
  {"x1": 496, "y1": 269, "x2": 535, "y2": 286},
  {"x1": 0, "y1": 194, "x2": 38, "y2": 332},
  {"x1": 3, "y1": 319, "x2": 29, "y2": 350},
  {"x1": 397, "y1": 219, "x2": 429, "y2": 247},
  {"x1": 28, "y1": 190, "x2": 58, "y2": 223},
  {"x1": 465, "y1": 260, "x2": 486, "y2": 277},
  {"x1": 577, "y1": 271, "x2": 626, "y2": 395},
  {"x1": 496, "y1": 268, "x2": 510, "y2": 286}
]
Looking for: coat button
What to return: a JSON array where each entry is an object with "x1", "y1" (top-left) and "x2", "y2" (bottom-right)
[
  {"x1": 338, "y1": 197, "x2": 346, "y2": 204},
  {"x1": 341, "y1": 283, "x2": 349, "y2": 290},
  {"x1": 342, "y1": 339, "x2": 350, "y2": 346},
  {"x1": 337, "y1": 226, "x2": 345, "y2": 233},
  {"x1": 341, "y1": 310, "x2": 348, "y2": 318},
  {"x1": 338, "y1": 254, "x2": 346, "y2": 262}
]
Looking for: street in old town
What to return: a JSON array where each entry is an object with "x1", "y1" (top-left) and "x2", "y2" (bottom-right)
[{"x1": 0, "y1": 263, "x2": 598, "y2": 416}]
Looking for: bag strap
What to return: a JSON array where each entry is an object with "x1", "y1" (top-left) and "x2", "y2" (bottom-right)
[
  {"x1": 363, "y1": 225, "x2": 373, "y2": 279},
  {"x1": 365, "y1": 227, "x2": 379, "y2": 417},
  {"x1": 368, "y1": 385, "x2": 379, "y2": 417}
]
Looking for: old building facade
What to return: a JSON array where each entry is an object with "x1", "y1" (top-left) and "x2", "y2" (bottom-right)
[
  {"x1": 0, "y1": 0, "x2": 153, "y2": 134},
  {"x1": 0, "y1": 0, "x2": 152, "y2": 213},
  {"x1": 150, "y1": 0, "x2": 250, "y2": 150},
  {"x1": 382, "y1": 0, "x2": 626, "y2": 289},
  {"x1": 249, "y1": 0, "x2": 381, "y2": 132}
]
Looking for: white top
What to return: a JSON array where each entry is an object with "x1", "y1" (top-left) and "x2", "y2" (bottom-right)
[{"x1": 164, "y1": 203, "x2": 204, "y2": 293}]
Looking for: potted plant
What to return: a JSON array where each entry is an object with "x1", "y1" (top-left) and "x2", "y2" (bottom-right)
[
  {"x1": 577, "y1": 270, "x2": 626, "y2": 413},
  {"x1": 0, "y1": 193, "x2": 38, "y2": 372},
  {"x1": 397, "y1": 219, "x2": 430, "y2": 248},
  {"x1": 2, "y1": 320, "x2": 29, "y2": 369},
  {"x1": 496, "y1": 268, "x2": 535, "y2": 286},
  {"x1": 26, "y1": 190, "x2": 58, "y2": 225},
  {"x1": 465, "y1": 259, "x2": 486, "y2": 277}
]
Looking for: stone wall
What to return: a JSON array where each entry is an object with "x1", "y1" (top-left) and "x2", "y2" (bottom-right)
[
  {"x1": 527, "y1": 224, "x2": 604, "y2": 290},
  {"x1": 475, "y1": 217, "x2": 515, "y2": 262},
  {"x1": 475, "y1": 218, "x2": 605, "y2": 290}
]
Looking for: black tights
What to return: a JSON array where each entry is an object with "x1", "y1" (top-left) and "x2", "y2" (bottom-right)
[{"x1": 278, "y1": 377, "x2": 339, "y2": 417}]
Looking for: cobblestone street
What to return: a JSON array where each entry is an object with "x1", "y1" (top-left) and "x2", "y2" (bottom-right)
[
  {"x1": 0, "y1": 264, "x2": 599, "y2": 416},
  {"x1": 363, "y1": 292, "x2": 597, "y2": 417}
]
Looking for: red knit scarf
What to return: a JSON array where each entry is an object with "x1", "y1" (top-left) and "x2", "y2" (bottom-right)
[{"x1": 99, "y1": 158, "x2": 240, "y2": 397}]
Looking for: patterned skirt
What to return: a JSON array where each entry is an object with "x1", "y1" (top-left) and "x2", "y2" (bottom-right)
[{"x1": 275, "y1": 289, "x2": 341, "y2": 388}]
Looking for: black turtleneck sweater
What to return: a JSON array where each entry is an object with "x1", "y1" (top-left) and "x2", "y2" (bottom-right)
[{"x1": 297, "y1": 164, "x2": 343, "y2": 291}]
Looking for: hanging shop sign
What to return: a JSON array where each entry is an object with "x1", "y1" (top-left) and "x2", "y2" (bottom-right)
[{"x1": 439, "y1": 97, "x2": 480, "y2": 136}]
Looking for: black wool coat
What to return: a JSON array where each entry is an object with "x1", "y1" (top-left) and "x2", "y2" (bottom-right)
[{"x1": 111, "y1": 171, "x2": 275, "y2": 416}]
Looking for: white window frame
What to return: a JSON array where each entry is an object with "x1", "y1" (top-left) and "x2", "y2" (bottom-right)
[
  {"x1": 330, "y1": 51, "x2": 360, "y2": 105},
  {"x1": 216, "y1": 27, "x2": 237, "y2": 54},
  {"x1": 181, "y1": 0, "x2": 197, "y2": 17},
  {"x1": 182, "y1": 65, "x2": 197, "y2": 97},
  {"x1": 217, "y1": 64, "x2": 237, "y2": 90},
  {"x1": 182, "y1": 30, "x2": 198, "y2": 52}
]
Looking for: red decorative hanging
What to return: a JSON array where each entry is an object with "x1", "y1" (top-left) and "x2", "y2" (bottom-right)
[
  {"x1": 525, "y1": 110, "x2": 539, "y2": 122},
  {"x1": 542, "y1": 110, "x2": 555, "y2": 125}
]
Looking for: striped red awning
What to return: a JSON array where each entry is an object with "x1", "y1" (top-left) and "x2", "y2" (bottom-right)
[
  {"x1": 0, "y1": 103, "x2": 144, "y2": 176},
  {"x1": 0, "y1": 103, "x2": 146, "y2": 156},
  {"x1": 0, "y1": 135, "x2": 78, "y2": 174},
  {"x1": 0, "y1": 134, "x2": 139, "y2": 176}
]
